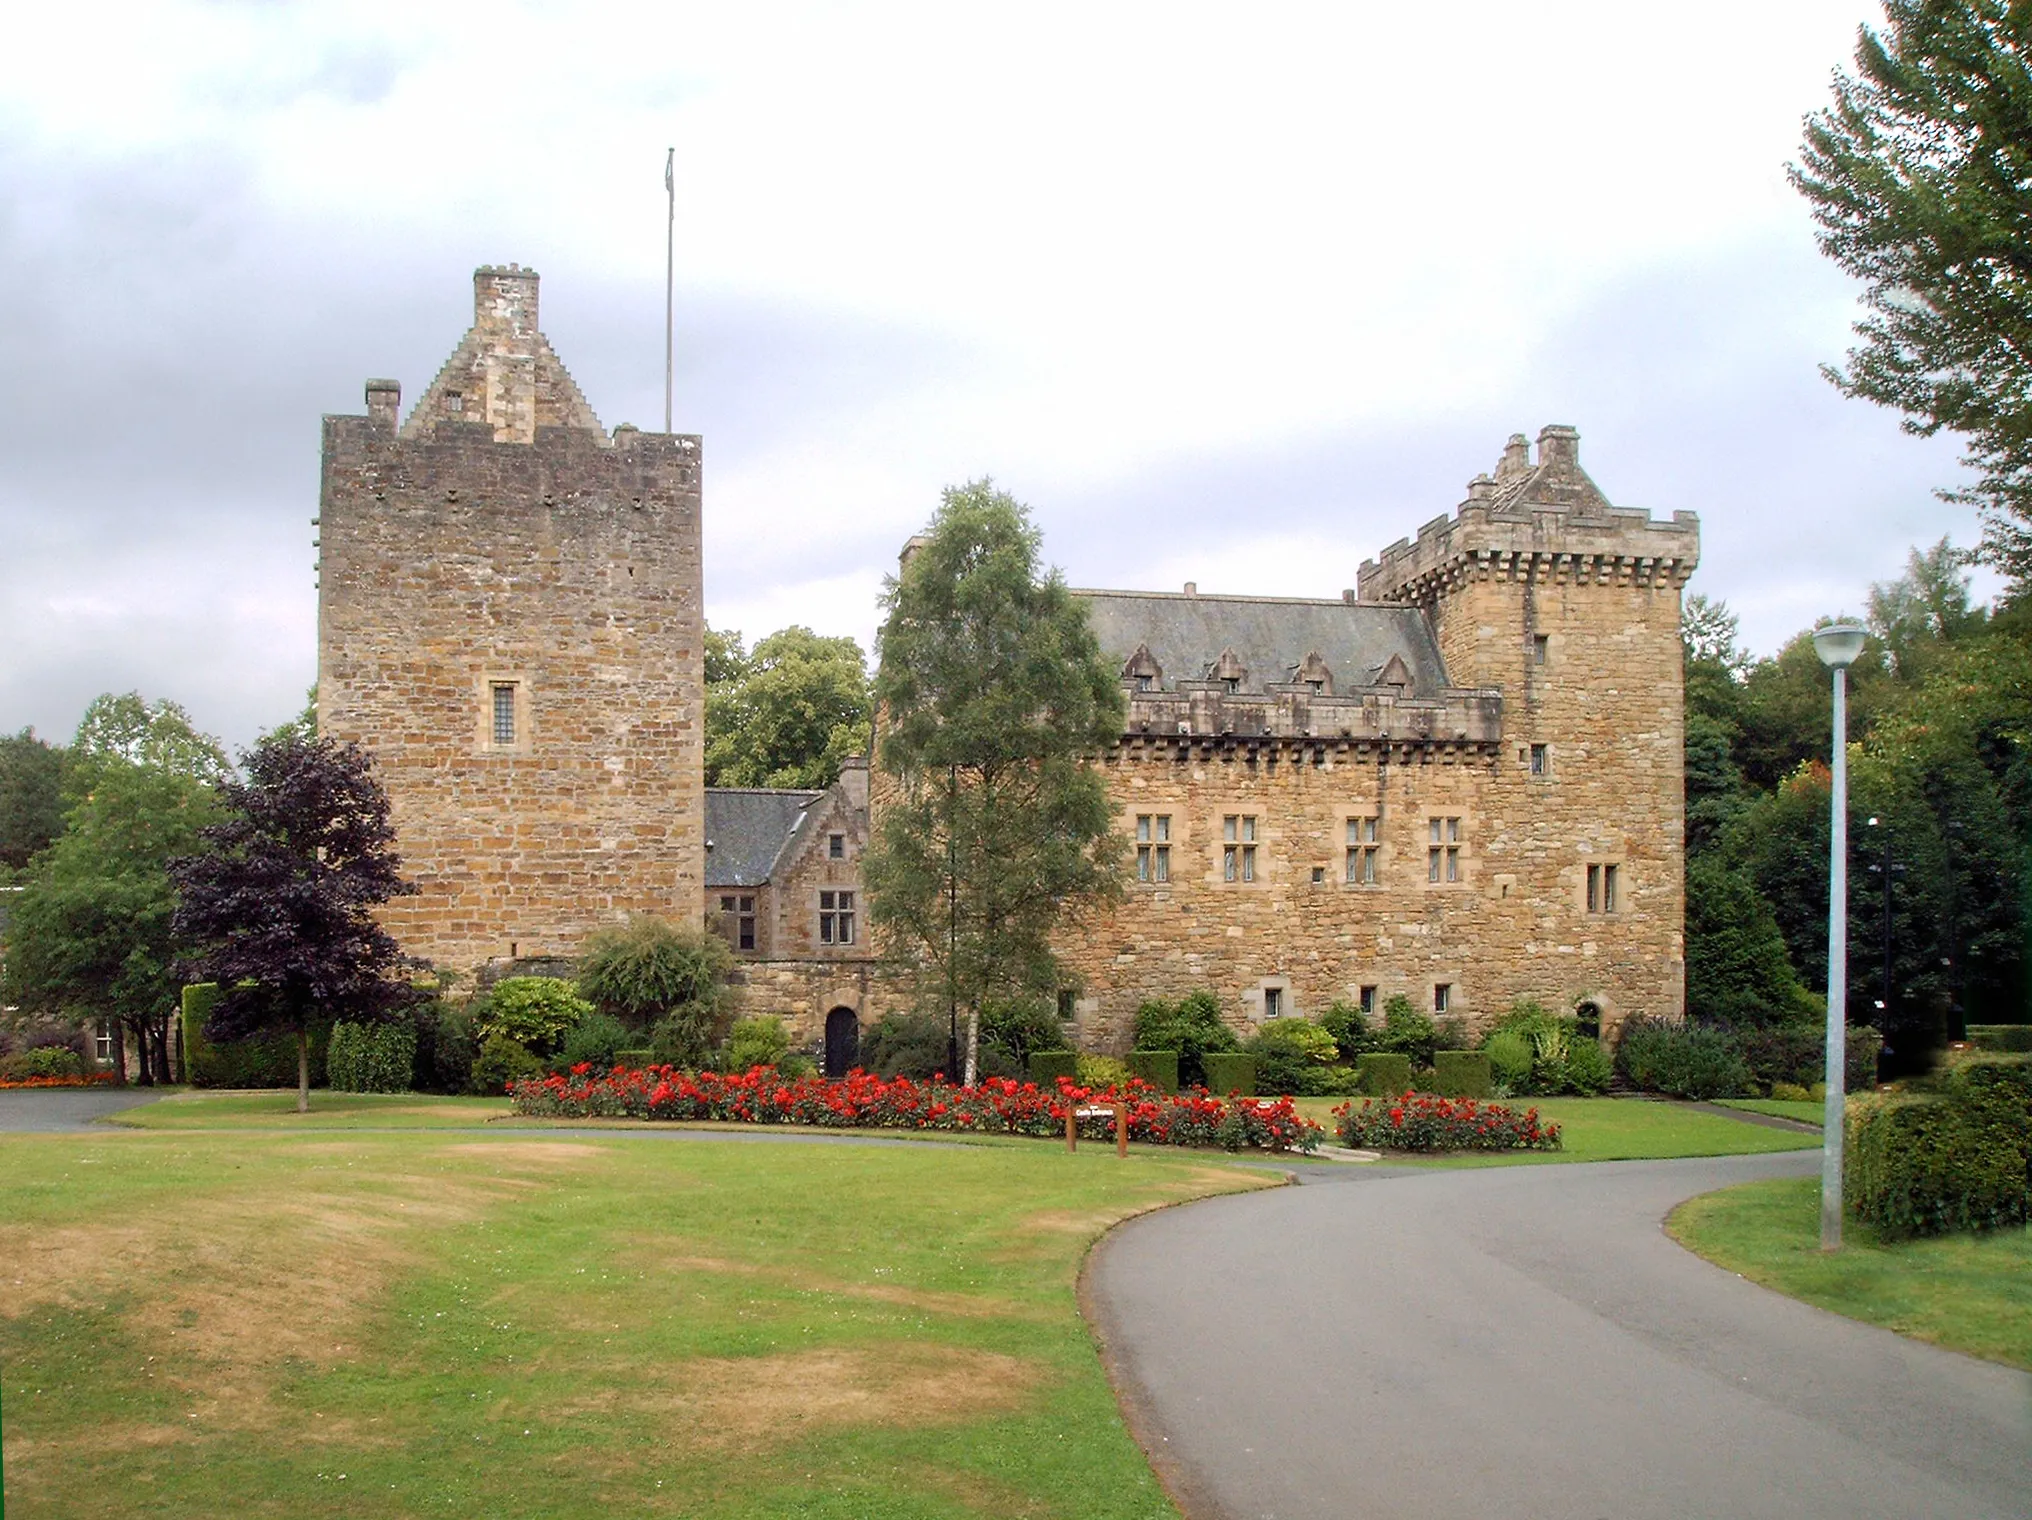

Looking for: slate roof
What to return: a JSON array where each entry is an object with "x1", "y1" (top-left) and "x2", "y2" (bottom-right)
[
  {"x1": 1072, "y1": 590, "x2": 1454, "y2": 695},
  {"x1": 704, "y1": 788, "x2": 824, "y2": 888}
]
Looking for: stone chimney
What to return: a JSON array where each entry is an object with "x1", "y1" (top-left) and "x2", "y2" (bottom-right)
[
  {"x1": 365, "y1": 378, "x2": 401, "y2": 428},
  {"x1": 474, "y1": 264, "x2": 540, "y2": 338},
  {"x1": 838, "y1": 754, "x2": 870, "y2": 813},
  {"x1": 899, "y1": 535, "x2": 931, "y2": 573},
  {"x1": 1496, "y1": 433, "x2": 1531, "y2": 482},
  {"x1": 1465, "y1": 472, "x2": 1494, "y2": 503},
  {"x1": 1536, "y1": 423, "x2": 1580, "y2": 472}
]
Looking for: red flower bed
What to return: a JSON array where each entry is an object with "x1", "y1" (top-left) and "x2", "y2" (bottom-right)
[
  {"x1": 0, "y1": 1072, "x2": 120, "y2": 1091},
  {"x1": 510, "y1": 1065, "x2": 1324, "y2": 1153},
  {"x1": 1334, "y1": 1091, "x2": 1561, "y2": 1152}
]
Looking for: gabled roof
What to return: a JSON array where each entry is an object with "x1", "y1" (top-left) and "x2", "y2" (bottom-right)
[
  {"x1": 1072, "y1": 590, "x2": 1453, "y2": 696},
  {"x1": 399, "y1": 265, "x2": 606, "y2": 444},
  {"x1": 704, "y1": 788, "x2": 825, "y2": 888}
]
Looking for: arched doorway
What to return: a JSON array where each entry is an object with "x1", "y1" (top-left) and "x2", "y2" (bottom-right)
[
  {"x1": 1574, "y1": 1000, "x2": 1603, "y2": 1040},
  {"x1": 824, "y1": 1006, "x2": 860, "y2": 1078}
]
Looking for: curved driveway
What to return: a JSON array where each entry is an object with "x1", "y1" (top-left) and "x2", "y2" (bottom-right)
[
  {"x1": 1087, "y1": 1151, "x2": 2031, "y2": 1520},
  {"x1": 0, "y1": 1086, "x2": 168, "y2": 1130}
]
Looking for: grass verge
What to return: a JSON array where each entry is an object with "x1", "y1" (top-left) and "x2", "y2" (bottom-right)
[
  {"x1": 1287, "y1": 1095, "x2": 1817, "y2": 1166},
  {"x1": 1668, "y1": 1176, "x2": 2032, "y2": 1371},
  {"x1": 109, "y1": 1090, "x2": 515, "y2": 1129},
  {"x1": 1, "y1": 1128, "x2": 1269, "y2": 1518},
  {"x1": 1712, "y1": 1098, "x2": 1824, "y2": 1125}
]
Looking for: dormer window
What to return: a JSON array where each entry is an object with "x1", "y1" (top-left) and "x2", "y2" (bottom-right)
[
  {"x1": 1295, "y1": 650, "x2": 1334, "y2": 696},
  {"x1": 1210, "y1": 647, "x2": 1247, "y2": 694},
  {"x1": 1123, "y1": 644, "x2": 1164, "y2": 693},
  {"x1": 1222, "y1": 677, "x2": 1240, "y2": 694}
]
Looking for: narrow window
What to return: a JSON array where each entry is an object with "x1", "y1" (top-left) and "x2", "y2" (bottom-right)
[
  {"x1": 491, "y1": 683, "x2": 517, "y2": 745},
  {"x1": 1587, "y1": 863, "x2": 1601, "y2": 914},
  {"x1": 1345, "y1": 816, "x2": 1379, "y2": 884},
  {"x1": 828, "y1": 833, "x2": 846, "y2": 860},
  {"x1": 447, "y1": 390, "x2": 465, "y2": 414},
  {"x1": 1532, "y1": 634, "x2": 1549, "y2": 666},
  {"x1": 1427, "y1": 817, "x2": 1461, "y2": 883},
  {"x1": 1434, "y1": 983, "x2": 1453, "y2": 1014},
  {"x1": 819, "y1": 889, "x2": 856, "y2": 946},
  {"x1": 1223, "y1": 815, "x2": 1257, "y2": 882},
  {"x1": 1358, "y1": 985, "x2": 1377, "y2": 1014},
  {"x1": 1263, "y1": 987, "x2": 1283, "y2": 1020},
  {"x1": 1057, "y1": 989, "x2": 1077, "y2": 1022},
  {"x1": 1530, "y1": 744, "x2": 1548, "y2": 777},
  {"x1": 1135, "y1": 814, "x2": 1171, "y2": 883},
  {"x1": 1311, "y1": 865, "x2": 1326, "y2": 885},
  {"x1": 737, "y1": 894, "x2": 756, "y2": 951},
  {"x1": 1604, "y1": 863, "x2": 1619, "y2": 913}
]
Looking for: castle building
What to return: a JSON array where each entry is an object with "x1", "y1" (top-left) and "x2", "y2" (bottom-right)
[
  {"x1": 317, "y1": 267, "x2": 707, "y2": 972},
  {"x1": 319, "y1": 269, "x2": 1696, "y2": 1055}
]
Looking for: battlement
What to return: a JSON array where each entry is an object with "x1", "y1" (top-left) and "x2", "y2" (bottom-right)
[{"x1": 1356, "y1": 425, "x2": 1699, "y2": 605}]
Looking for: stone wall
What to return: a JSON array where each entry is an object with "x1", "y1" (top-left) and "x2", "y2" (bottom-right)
[
  {"x1": 318, "y1": 396, "x2": 705, "y2": 975},
  {"x1": 725, "y1": 957, "x2": 916, "y2": 1050}
]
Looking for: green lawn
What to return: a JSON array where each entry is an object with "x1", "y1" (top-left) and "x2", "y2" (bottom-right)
[
  {"x1": 1713, "y1": 1098, "x2": 1825, "y2": 1125},
  {"x1": 1289, "y1": 1095, "x2": 1818, "y2": 1165},
  {"x1": 1, "y1": 1126, "x2": 1269, "y2": 1519},
  {"x1": 1668, "y1": 1177, "x2": 2032, "y2": 1371},
  {"x1": 111, "y1": 1090, "x2": 515, "y2": 1129}
]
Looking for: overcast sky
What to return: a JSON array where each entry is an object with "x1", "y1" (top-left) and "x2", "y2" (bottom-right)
[{"x1": 0, "y1": 0, "x2": 1983, "y2": 751}]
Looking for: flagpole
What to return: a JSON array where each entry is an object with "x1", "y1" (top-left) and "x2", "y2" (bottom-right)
[{"x1": 663, "y1": 146, "x2": 675, "y2": 434}]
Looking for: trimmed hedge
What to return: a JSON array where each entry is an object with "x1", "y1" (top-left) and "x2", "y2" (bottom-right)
[
  {"x1": 1845, "y1": 1055, "x2": 2029, "y2": 1239},
  {"x1": 1126, "y1": 1050, "x2": 1180, "y2": 1094},
  {"x1": 1028, "y1": 1050, "x2": 1080, "y2": 1087},
  {"x1": 181, "y1": 983, "x2": 332, "y2": 1089},
  {"x1": 615, "y1": 1047, "x2": 654, "y2": 1069},
  {"x1": 1968, "y1": 1024, "x2": 2032, "y2": 1053},
  {"x1": 1202, "y1": 1052, "x2": 1256, "y2": 1096},
  {"x1": 1355, "y1": 1052, "x2": 1413, "y2": 1096},
  {"x1": 1432, "y1": 1050, "x2": 1493, "y2": 1098},
  {"x1": 327, "y1": 1020, "x2": 417, "y2": 1093}
]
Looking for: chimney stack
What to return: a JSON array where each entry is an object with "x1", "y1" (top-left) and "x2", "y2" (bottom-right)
[
  {"x1": 365, "y1": 378, "x2": 401, "y2": 428},
  {"x1": 473, "y1": 263, "x2": 540, "y2": 339}
]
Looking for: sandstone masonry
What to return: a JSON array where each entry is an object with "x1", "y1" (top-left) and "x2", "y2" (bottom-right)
[{"x1": 317, "y1": 267, "x2": 706, "y2": 973}]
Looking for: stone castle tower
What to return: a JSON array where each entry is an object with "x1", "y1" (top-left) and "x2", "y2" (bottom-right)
[{"x1": 317, "y1": 265, "x2": 705, "y2": 975}]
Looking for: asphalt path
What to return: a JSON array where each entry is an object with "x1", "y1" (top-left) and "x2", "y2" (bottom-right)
[
  {"x1": 0, "y1": 1086, "x2": 169, "y2": 1131},
  {"x1": 1086, "y1": 1150, "x2": 2032, "y2": 1520}
]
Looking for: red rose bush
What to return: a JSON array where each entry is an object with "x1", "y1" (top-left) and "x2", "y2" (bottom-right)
[
  {"x1": 510, "y1": 1065, "x2": 1323, "y2": 1153},
  {"x1": 1334, "y1": 1091, "x2": 1561, "y2": 1152}
]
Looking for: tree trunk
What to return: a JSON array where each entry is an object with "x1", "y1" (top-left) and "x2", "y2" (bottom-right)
[
  {"x1": 963, "y1": 1002, "x2": 979, "y2": 1087},
  {"x1": 110, "y1": 1021, "x2": 128, "y2": 1088},
  {"x1": 296, "y1": 1030, "x2": 310, "y2": 1114},
  {"x1": 131, "y1": 1020, "x2": 153, "y2": 1086}
]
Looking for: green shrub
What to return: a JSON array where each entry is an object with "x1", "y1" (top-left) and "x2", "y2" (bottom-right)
[
  {"x1": 1355, "y1": 1052, "x2": 1414, "y2": 1096},
  {"x1": 1847, "y1": 1026, "x2": 1884, "y2": 1090},
  {"x1": 1771, "y1": 1080, "x2": 1812, "y2": 1102},
  {"x1": 1201, "y1": 1052, "x2": 1256, "y2": 1096},
  {"x1": 326, "y1": 1020, "x2": 416, "y2": 1093},
  {"x1": 719, "y1": 1015, "x2": 790, "y2": 1073},
  {"x1": 861, "y1": 1011, "x2": 954, "y2": 1081},
  {"x1": 614, "y1": 1047, "x2": 654, "y2": 1069},
  {"x1": 1732, "y1": 1026, "x2": 1825, "y2": 1091},
  {"x1": 1245, "y1": 1018, "x2": 1339, "y2": 1095},
  {"x1": 1126, "y1": 1050, "x2": 1179, "y2": 1093},
  {"x1": 410, "y1": 996, "x2": 478, "y2": 1094},
  {"x1": 558, "y1": 1012, "x2": 633, "y2": 1073},
  {"x1": 471, "y1": 1034, "x2": 545, "y2": 1095},
  {"x1": 1615, "y1": 1018, "x2": 1753, "y2": 1100},
  {"x1": 1028, "y1": 1050, "x2": 1080, "y2": 1087},
  {"x1": 649, "y1": 1008, "x2": 716, "y2": 1070},
  {"x1": 474, "y1": 977, "x2": 593, "y2": 1055},
  {"x1": 979, "y1": 996, "x2": 1065, "y2": 1067},
  {"x1": 1431, "y1": 1049, "x2": 1493, "y2": 1098},
  {"x1": 1564, "y1": 1035, "x2": 1612, "y2": 1096},
  {"x1": 1076, "y1": 1054, "x2": 1129, "y2": 1090},
  {"x1": 1377, "y1": 995, "x2": 1437, "y2": 1065},
  {"x1": 1132, "y1": 990, "x2": 1239, "y2": 1087},
  {"x1": 1846, "y1": 1084, "x2": 2028, "y2": 1239},
  {"x1": 8, "y1": 1046, "x2": 86, "y2": 1080},
  {"x1": 1485, "y1": 1030, "x2": 1533, "y2": 1092},
  {"x1": 1319, "y1": 1000, "x2": 1371, "y2": 1058},
  {"x1": 1967, "y1": 1023, "x2": 2032, "y2": 1053},
  {"x1": 973, "y1": 1043, "x2": 1023, "y2": 1081},
  {"x1": 576, "y1": 916, "x2": 732, "y2": 1026},
  {"x1": 183, "y1": 984, "x2": 334, "y2": 1088}
]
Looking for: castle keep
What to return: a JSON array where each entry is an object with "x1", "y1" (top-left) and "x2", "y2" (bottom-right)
[
  {"x1": 319, "y1": 269, "x2": 1696, "y2": 1054},
  {"x1": 317, "y1": 267, "x2": 706, "y2": 972}
]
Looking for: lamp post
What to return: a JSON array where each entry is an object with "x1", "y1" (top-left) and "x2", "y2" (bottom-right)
[{"x1": 1813, "y1": 622, "x2": 1867, "y2": 1250}]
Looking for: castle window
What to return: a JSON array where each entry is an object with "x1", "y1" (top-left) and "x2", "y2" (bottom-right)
[
  {"x1": 1263, "y1": 986, "x2": 1283, "y2": 1020},
  {"x1": 1057, "y1": 989, "x2": 1077, "y2": 1022},
  {"x1": 1311, "y1": 865, "x2": 1326, "y2": 885},
  {"x1": 1427, "y1": 817, "x2": 1461, "y2": 883},
  {"x1": 1358, "y1": 985, "x2": 1377, "y2": 1014},
  {"x1": 447, "y1": 390, "x2": 464, "y2": 414},
  {"x1": 718, "y1": 894, "x2": 756, "y2": 952},
  {"x1": 1587, "y1": 863, "x2": 1620, "y2": 914},
  {"x1": 1434, "y1": 983, "x2": 1453, "y2": 1014},
  {"x1": 1223, "y1": 815, "x2": 1257, "y2": 882},
  {"x1": 1135, "y1": 814, "x2": 1171, "y2": 883},
  {"x1": 1345, "y1": 816, "x2": 1379, "y2": 884},
  {"x1": 1307, "y1": 680, "x2": 1324, "y2": 695},
  {"x1": 819, "y1": 889, "x2": 855, "y2": 946},
  {"x1": 828, "y1": 833, "x2": 846, "y2": 859},
  {"x1": 491, "y1": 683, "x2": 518, "y2": 745},
  {"x1": 1532, "y1": 634, "x2": 1549, "y2": 665},
  {"x1": 1530, "y1": 744, "x2": 1548, "y2": 776},
  {"x1": 1136, "y1": 675, "x2": 1154, "y2": 691},
  {"x1": 1222, "y1": 677, "x2": 1240, "y2": 695}
]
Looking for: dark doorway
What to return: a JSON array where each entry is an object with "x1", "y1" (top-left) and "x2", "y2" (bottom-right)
[
  {"x1": 824, "y1": 1007, "x2": 860, "y2": 1078},
  {"x1": 1574, "y1": 1001, "x2": 1602, "y2": 1040}
]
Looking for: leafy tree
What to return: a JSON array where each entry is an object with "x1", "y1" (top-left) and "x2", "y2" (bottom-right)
[
  {"x1": 0, "y1": 728, "x2": 70, "y2": 873},
  {"x1": 72, "y1": 691, "x2": 230, "y2": 785},
  {"x1": 1131, "y1": 990, "x2": 1239, "y2": 1088},
  {"x1": 1683, "y1": 855, "x2": 1814, "y2": 1025},
  {"x1": 1868, "y1": 537, "x2": 1987, "y2": 681},
  {"x1": 704, "y1": 626, "x2": 748, "y2": 686},
  {"x1": 575, "y1": 916, "x2": 732, "y2": 1068},
  {"x1": 1735, "y1": 626, "x2": 1887, "y2": 790},
  {"x1": 1, "y1": 760, "x2": 218, "y2": 1084},
  {"x1": 864, "y1": 480, "x2": 1127, "y2": 1083},
  {"x1": 473, "y1": 976, "x2": 592, "y2": 1054},
  {"x1": 704, "y1": 625, "x2": 873, "y2": 789},
  {"x1": 171, "y1": 733, "x2": 417, "y2": 1112},
  {"x1": 1682, "y1": 594, "x2": 1751, "y2": 676},
  {"x1": 1792, "y1": 2, "x2": 2032, "y2": 578}
]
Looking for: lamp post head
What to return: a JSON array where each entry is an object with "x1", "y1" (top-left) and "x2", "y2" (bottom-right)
[{"x1": 1813, "y1": 622, "x2": 1868, "y2": 670}]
